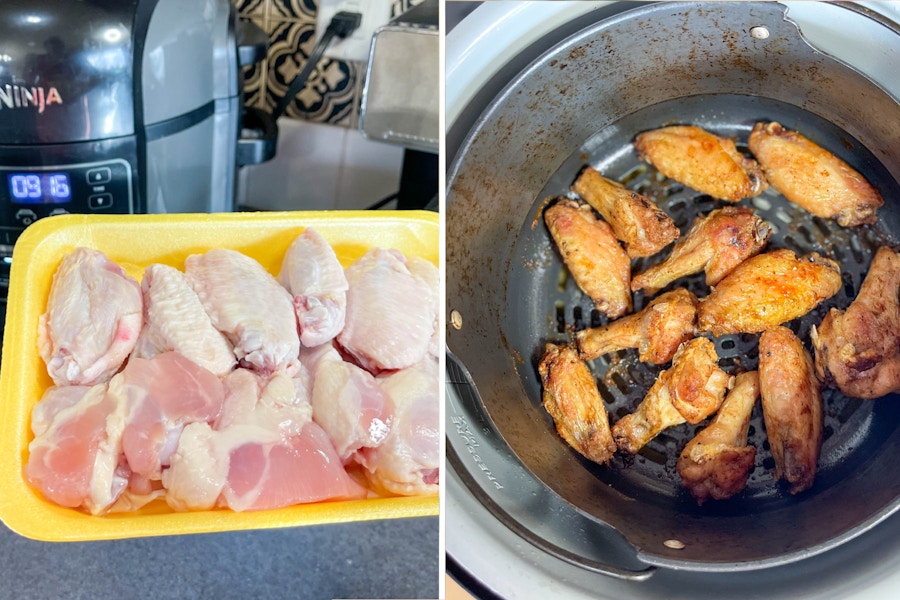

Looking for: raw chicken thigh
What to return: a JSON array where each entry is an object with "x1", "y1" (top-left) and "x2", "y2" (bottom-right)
[
  {"x1": 185, "y1": 248, "x2": 300, "y2": 376},
  {"x1": 38, "y1": 247, "x2": 142, "y2": 386},
  {"x1": 163, "y1": 368, "x2": 366, "y2": 512},
  {"x1": 310, "y1": 347, "x2": 393, "y2": 461},
  {"x1": 133, "y1": 263, "x2": 236, "y2": 376},
  {"x1": 108, "y1": 352, "x2": 224, "y2": 481},
  {"x1": 358, "y1": 358, "x2": 440, "y2": 496},
  {"x1": 338, "y1": 248, "x2": 436, "y2": 372},
  {"x1": 25, "y1": 385, "x2": 129, "y2": 514},
  {"x1": 278, "y1": 228, "x2": 349, "y2": 347}
]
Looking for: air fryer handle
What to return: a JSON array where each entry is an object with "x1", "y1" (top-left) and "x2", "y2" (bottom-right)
[
  {"x1": 237, "y1": 107, "x2": 278, "y2": 166},
  {"x1": 236, "y1": 18, "x2": 268, "y2": 67}
]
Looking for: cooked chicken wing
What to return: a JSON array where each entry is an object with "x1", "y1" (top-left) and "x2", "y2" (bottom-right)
[
  {"x1": 634, "y1": 125, "x2": 768, "y2": 202},
  {"x1": 612, "y1": 338, "x2": 732, "y2": 454},
  {"x1": 544, "y1": 199, "x2": 632, "y2": 319},
  {"x1": 570, "y1": 166, "x2": 679, "y2": 258},
  {"x1": 811, "y1": 246, "x2": 900, "y2": 399},
  {"x1": 576, "y1": 288, "x2": 698, "y2": 365},
  {"x1": 632, "y1": 207, "x2": 772, "y2": 294},
  {"x1": 759, "y1": 326, "x2": 823, "y2": 495},
  {"x1": 698, "y1": 249, "x2": 842, "y2": 336},
  {"x1": 677, "y1": 371, "x2": 759, "y2": 505},
  {"x1": 748, "y1": 121, "x2": 883, "y2": 227},
  {"x1": 538, "y1": 343, "x2": 617, "y2": 465}
]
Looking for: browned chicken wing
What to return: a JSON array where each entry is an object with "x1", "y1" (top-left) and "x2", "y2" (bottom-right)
[
  {"x1": 811, "y1": 246, "x2": 900, "y2": 399},
  {"x1": 538, "y1": 343, "x2": 617, "y2": 465},
  {"x1": 698, "y1": 249, "x2": 842, "y2": 336},
  {"x1": 759, "y1": 326, "x2": 823, "y2": 495},
  {"x1": 612, "y1": 338, "x2": 733, "y2": 454},
  {"x1": 576, "y1": 288, "x2": 698, "y2": 365},
  {"x1": 634, "y1": 125, "x2": 768, "y2": 202},
  {"x1": 748, "y1": 121, "x2": 883, "y2": 227},
  {"x1": 632, "y1": 207, "x2": 773, "y2": 294},
  {"x1": 571, "y1": 166, "x2": 679, "y2": 258},
  {"x1": 544, "y1": 199, "x2": 632, "y2": 319},
  {"x1": 677, "y1": 371, "x2": 759, "y2": 505}
]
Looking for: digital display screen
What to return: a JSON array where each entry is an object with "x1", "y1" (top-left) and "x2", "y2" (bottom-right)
[{"x1": 7, "y1": 172, "x2": 71, "y2": 204}]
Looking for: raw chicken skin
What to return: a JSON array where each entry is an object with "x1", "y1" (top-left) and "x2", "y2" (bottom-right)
[
  {"x1": 338, "y1": 248, "x2": 435, "y2": 372},
  {"x1": 38, "y1": 247, "x2": 142, "y2": 386},
  {"x1": 278, "y1": 228, "x2": 349, "y2": 347},
  {"x1": 311, "y1": 347, "x2": 393, "y2": 461},
  {"x1": 133, "y1": 263, "x2": 236, "y2": 376},
  {"x1": 544, "y1": 200, "x2": 633, "y2": 319},
  {"x1": 185, "y1": 248, "x2": 300, "y2": 376},
  {"x1": 407, "y1": 257, "x2": 441, "y2": 359},
  {"x1": 357, "y1": 358, "x2": 440, "y2": 496},
  {"x1": 109, "y1": 352, "x2": 224, "y2": 481},
  {"x1": 570, "y1": 166, "x2": 679, "y2": 258},
  {"x1": 25, "y1": 385, "x2": 129, "y2": 514},
  {"x1": 163, "y1": 369, "x2": 365, "y2": 512}
]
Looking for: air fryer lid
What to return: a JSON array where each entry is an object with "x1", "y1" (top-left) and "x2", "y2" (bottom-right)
[
  {"x1": 0, "y1": 0, "x2": 138, "y2": 144},
  {"x1": 446, "y1": 2, "x2": 900, "y2": 571}
]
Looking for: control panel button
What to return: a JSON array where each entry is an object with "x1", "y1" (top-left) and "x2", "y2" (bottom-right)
[
  {"x1": 15, "y1": 209, "x2": 37, "y2": 225},
  {"x1": 88, "y1": 193, "x2": 113, "y2": 210},
  {"x1": 49, "y1": 208, "x2": 69, "y2": 217},
  {"x1": 86, "y1": 167, "x2": 112, "y2": 185}
]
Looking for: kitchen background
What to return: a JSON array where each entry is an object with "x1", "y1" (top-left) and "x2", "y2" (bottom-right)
[{"x1": 231, "y1": 0, "x2": 433, "y2": 211}]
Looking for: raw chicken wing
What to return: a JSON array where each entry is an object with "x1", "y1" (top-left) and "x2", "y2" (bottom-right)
[
  {"x1": 133, "y1": 263, "x2": 236, "y2": 376},
  {"x1": 278, "y1": 228, "x2": 349, "y2": 347},
  {"x1": 576, "y1": 288, "x2": 698, "y2": 365},
  {"x1": 698, "y1": 249, "x2": 842, "y2": 336},
  {"x1": 37, "y1": 247, "x2": 142, "y2": 386},
  {"x1": 759, "y1": 326, "x2": 823, "y2": 494},
  {"x1": 538, "y1": 343, "x2": 617, "y2": 465},
  {"x1": 108, "y1": 352, "x2": 224, "y2": 481},
  {"x1": 612, "y1": 337, "x2": 732, "y2": 454},
  {"x1": 337, "y1": 248, "x2": 436, "y2": 372},
  {"x1": 677, "y1": 371, "x2": 760, "y2": 505},
  {"x1": 811, "y1": 246, "x2": 900, "y2": 399},
  {"x1": 25, "y1": 385, "x2": 129, "y2": 514},
  {"x1": 632, "y1": 207, "x2": 772, "y2": 294},
  {"x1": 185, "y1": 248, "x2": 300, "y2": 376},
  {"x1": 358, "y1": 358, "x2": 440, "y2": 496},
  {"x1": 544, "y1": 199, "x2": 632, "y2": 319},
  {"x1": 310, "y1": 346, "x2": 393, "y2": 461},
  {"x1": 633, "y1": 125, "x2": 768, "y2": 202},
  {"x1": 748, "y1": 121, "x2": 883, "y2": 227},
  {"x1": 571, "y1": 166, "x2": 679, "y2": 258}
]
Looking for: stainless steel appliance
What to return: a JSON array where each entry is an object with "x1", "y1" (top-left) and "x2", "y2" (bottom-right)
[
  {"x1": 0, "y1": 0, "x2": 273, "y2": 293},
  {"x1": 446, "y1": 1, "x2": 900, "y2": 596}
]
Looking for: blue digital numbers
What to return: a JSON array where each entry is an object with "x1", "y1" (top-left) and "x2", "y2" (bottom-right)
[{"x1": 8, "y1": 172, "x2": 71, "y2": 203}]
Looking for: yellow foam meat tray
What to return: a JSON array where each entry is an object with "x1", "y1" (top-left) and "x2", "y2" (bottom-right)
[{"x1": 0, "y1": 210, "x2": 440, "y2": 541}]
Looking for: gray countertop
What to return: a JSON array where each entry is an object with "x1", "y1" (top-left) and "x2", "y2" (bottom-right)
[{"x1": 0, "y1": 515, "x2": 439, "y2": 599}]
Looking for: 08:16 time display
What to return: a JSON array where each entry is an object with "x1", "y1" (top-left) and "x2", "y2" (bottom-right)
[{"x1": 8, "y1": 173, "x2": 72, "y2": 204}]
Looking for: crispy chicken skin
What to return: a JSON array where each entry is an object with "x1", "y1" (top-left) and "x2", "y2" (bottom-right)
[
  {"x1": 538, "y1": 343, "x2": 617, "y2": 465},
  {"x1": 632, "y1": 207, "x2": 772, "y2": 294},
  {"x1": 576, "y1": 288, "x2": 698, "y2": 365},
  {"x1": 759, "y1": 326, "x2": 823, "y2": 495},
  {"x1": 544, "y1": 199, "x2": 633, "y2": 318},
  {"x1": 633, "y1": 125, "x2": 768, "y2": 202},
  {"x1": 677, "y1": 371, "x2": 760, "y2": 505},
  {"x1": 748, "y1": 121, "x2": 883, "y2": 227},
  {"x1": 571, "y1": 166, "x2": 679, "y2": 258},
  {"x1": 811, "y1": 246, "x2": 900, "y2": 399},
  {"x1": 698, "y1": 249, "x2": 842, "y2": 336},
  {"x1": 612, "y1": 338, "x2": 733, "y2": 454}
]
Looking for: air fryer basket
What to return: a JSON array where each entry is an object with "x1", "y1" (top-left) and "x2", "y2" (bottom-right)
[{"x1": 446, "y1": 2, "x2": 900, "y2": 571}]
